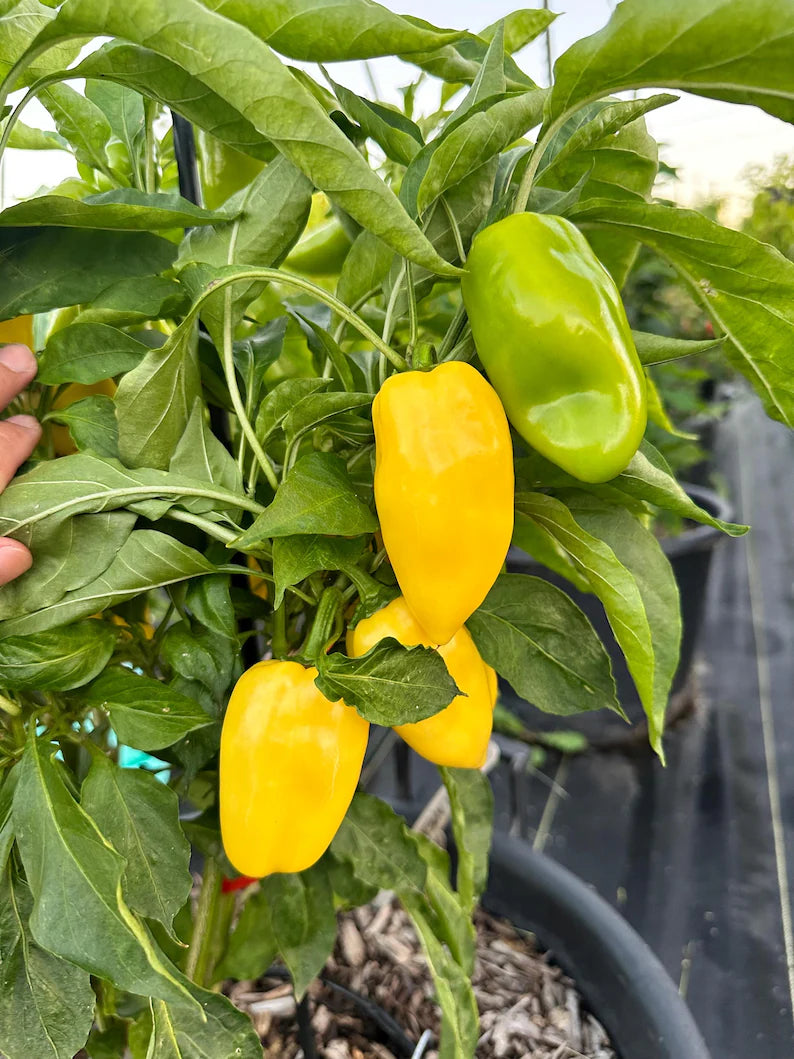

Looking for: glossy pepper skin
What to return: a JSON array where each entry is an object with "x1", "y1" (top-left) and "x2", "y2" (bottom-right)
[
  {"x1": 373, "y1": 362, "x2": 513, "y2": 646},
  {"x1": 348, "y1": 597, "x2": 496, "y2": 769},
  {"x1": 220, "y1": 660, "x2": 369, "y2": 878},
  {"x1": 286, "y1": 219, "x2": 352, "y2": 276},
  {"x1": 462, "y1": 212, "x2": 646, "y2": 484},
  {"x1": 0, "y1": 315, "x2": 34, "y2": 347}
]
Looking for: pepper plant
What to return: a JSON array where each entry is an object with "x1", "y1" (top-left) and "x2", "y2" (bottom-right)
[{"x1": 0, "y1": 1, "x2": 792, "y2": 1057}]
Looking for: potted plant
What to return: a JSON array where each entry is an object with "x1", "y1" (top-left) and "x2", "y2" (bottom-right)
[{"x1": 0, "y1": 1, "x2": 791, "y2": 1057}]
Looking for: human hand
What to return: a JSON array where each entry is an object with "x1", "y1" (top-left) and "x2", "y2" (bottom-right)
[{"x1": 0, "y1": 344, "x2": 41, "y2": 586}]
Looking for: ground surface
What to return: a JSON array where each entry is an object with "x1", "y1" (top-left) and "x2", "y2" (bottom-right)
[{"x1": 228, "y1": 902, "x2": 615, "y2": 1058}]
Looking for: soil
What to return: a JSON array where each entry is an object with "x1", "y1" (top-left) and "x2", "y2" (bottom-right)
[{"x1": 227, "y1": 897, "x2": 616, "y2": 1059}]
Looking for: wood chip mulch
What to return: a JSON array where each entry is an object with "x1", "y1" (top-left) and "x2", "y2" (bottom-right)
[{"x1": 227, "y1": 896, "x2": 616, "y2": 1059}]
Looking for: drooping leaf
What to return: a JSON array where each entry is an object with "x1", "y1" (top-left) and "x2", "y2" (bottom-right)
[
  {"x1": 0, "y1": 531, "x2": 215, "y2": 638},
  {"x1": 0, "y1": 621, "x2": 116, "y2": 691},
  {"x1": 571, "y1": 199, "x2": 794, "y2": 426},
  {"x1": 115, "y1": 315, "x2": 202, "y2": 470},
  {"x1": 632, "y1": 330, "x2": 723, "y2": 365},
  {"x1": 82, "y1": 667, "x2": 214, "y2": 751},
  {"x1": 260, "y1": 866, "x2": 337, "y2": 998},
  {"x1": 330, "y1": 792, "x2": 426, "y2": 895},
  {"x1": 38, "y1": 82, "x2": 113, "y2": 174},
  {"x1": 81, "y1": 754, "x2": 192, "y2": 931},
  {"x1": 439, "y1": 767, "x2": 493, "y2": 915},
  {"x1": 12, "y1": 733, "x2": 195, "y2": 1007},
  {"x1": 0, "y1": 870, "x2": 95, "y2": 1059},
  {"x1": 315, "y1": 639, "x2": 460, "y2": 727},
  {"x1": 145, "y1": 984, "x2": 263, "y2": 1059},
  {"x1": 466, "y1": 573, "x2": 620, "y2": 718},
  {"x1": 325, "y1": 74, "x2": 423, "y2": 166},
  {"x1": 215, "y1": 887, "x2": 277, "y2": 982},
  {"x1": 169, "y1": 400, "x2": 242, "y2": 505}
]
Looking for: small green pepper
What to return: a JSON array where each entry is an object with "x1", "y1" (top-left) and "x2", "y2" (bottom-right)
[
  {"x1": 197, "y1": 130, "x2": 264, "y2": 209},
  {"x1": 285, "y1": 218, "x2": 352, "y2": 276},
  {"x1": 462, "y1": 212, "x2": 646, "y2": 483}
]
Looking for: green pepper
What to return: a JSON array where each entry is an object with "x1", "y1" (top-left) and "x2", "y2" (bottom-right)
[
  {"x1": 197, "y1": 130, "x2": 264, "y2": 209},
  {"x1": 285, "y1": 218, "x2": 352, "y2": 276},
  {"x1": 461, "y1": 212, "x2": 646, "y2": 483}
]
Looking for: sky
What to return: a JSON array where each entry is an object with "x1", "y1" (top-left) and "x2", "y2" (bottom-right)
[{"x1": 2, "y1": 0, "x2": 792, "y2": 220}]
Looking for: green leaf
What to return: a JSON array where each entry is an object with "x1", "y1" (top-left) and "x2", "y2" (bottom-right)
[
  {"x1": 417, "y1": 89, "x2": 545, "y2": 215},
  {"x1": 5, "y1": 121, "x2": 67, "y2": 150},
  {"x1": 439, "y1": 768, "x2": 493, "y2": 915},
  {"x1": 401, "y1": 894, "x2": 479, "y2": 1059},
  {"x1": 0, "y1": 227, "x2": 177, "y2": 319},
  {"x1": 38, "y1": 82, "x2": 112, "y2": 174},
  {"x1": 331, "y1": 792, "x2": 426, "y2": 895},
  {"x1": 81, "y1": 754, "x2": 192, "y2": 931},
  {"x1": 215, "y1": 887, "x2": 277, "y2": 982},
  {"x1": 0, "y1": 869, "x2": 95, "y2": 1059},
  {"x1": 316, "y1": 639, "x2": 460, "y2": 727},
  {"x1": 571, "y1": 199, "x2": 794, "y2": 426},
  {"x1": 481, "y1": 8, "x2": 557, "y2": 53},
  {"x1": 403, "y1": 28, "x2": 536, "y2": 92},
  {"x1": 539, "y1": 113, "x2": 658, "y2": 287},
  {"x1": 632, "y1": 330, "x2": 723, "y2": 365},
  {"x1": 115, "y1": 315, "x2": 201, "y2": 470},
  {"x1": 547, "y1": 0, "x2": 794, "y2": 126},
  {"x1": 179, "y1": 155, "x2": 313, "y2": 344},
  {"x1": 540, "y1": 94, "x2": 677, "y2": 179},
  {"x1": 283, "y1": 391, "x2": 372, "y2": 445},
  {"x1": 0, "y1": 530, "x2": 215, "y2": 638},
  {"x1": 38, "y1": 323, "x2": 150, "y2": 384},
  {"x1": 336, "y1": 229, "x2": 392, "y2": 310},
  {"x1": 466, "y1": 572, "x2": 620, "y2": 718},
  {"x1": 272, "y1": 534, "x2": 366, "y2": 608},
  {"x1": 0, "y1": 621, "x2": 116, "y2": 690},
  {"x1": 12, "y1": 733, "x2": 196, "y2": 1007},
  {"x1": 232, "y1": 317, "x2": 288, "y2": 411},
  {"x1": 169, "y1": 400, "x2": 242, "y2": 505},
  {"x1": 325, "y1": 75, "x2": 423, "y2": 166},
  {"x1": 255, "y1": 377, "x2": 330, "y2": 444},
  {"x1": 30, "y1": 1, "x2": 459, "y2": 277},
  {"x1": 84, "y1": 77, "x2": 145, "y2": 169},
  {"x1": 260, "y1": 866, "x2": 337, "y2": 998},
  {"x1": 199, "y1": 0, "x2": 462, "y2": 60},
  {"x1": 0, "y1": 512, "x2": 136, "y2": 622},
  {"x1": 233, "y1": 452, "x2": 377, "y2": 544},
  {"x1": 0, "y1": 768, "x2": 18, "y2": 871},
  {"x1": 83, "y1": 667, "x2": 214, "y2": 752},
  {"x1": 47, "y1": 395, "x2": 119, "y2": 458},
  {"x1": 515, "y1": 493, "x2": 677, "y2": 757},
  {"x1": 0, "y1": 191, "x2": 236, "y2": 230},
  {"x1": 74, "y1": 41, "x2": 276, "y2": 160},
  {"x1": 146, "y1": 984, "x2": 263, "y2": 1059},
  {"x1": 0, "y1": 0, "x2": 82, "y2": 88},
  {"x1": 86, "y1": 276, "x2": 188, "y2": 322}
]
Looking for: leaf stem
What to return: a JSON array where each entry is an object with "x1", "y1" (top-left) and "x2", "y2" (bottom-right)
[
  {"x1": 165, "y1": 508, "x2": 241, "y2": 544},
  {"x1": 221, "y1": 287, "x2": 280, "y2": 491},
  {"x1": 440, "y1": 195, "x2": 466, "y2": 263},
  {"x1": 382, "y1": 261, "x2": 406, "y2": 348},
  {"x1": 185, "y1": 856, "x2": 223, "y2": 987},
  {"x1": 513, "y1": 113, "x2": 569, "y2": 214}
]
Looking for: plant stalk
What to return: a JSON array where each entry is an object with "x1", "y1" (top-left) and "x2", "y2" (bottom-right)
[{"x1": 185, "y1": 856, "x2": 223, "y2": 987}]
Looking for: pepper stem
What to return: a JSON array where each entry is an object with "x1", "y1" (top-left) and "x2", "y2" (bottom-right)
[{"x1": 301, "y1": 587, "x2": 344, "y2": 662}]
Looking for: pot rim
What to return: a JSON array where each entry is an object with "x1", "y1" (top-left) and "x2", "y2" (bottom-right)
[{"x1": 483, "y1": 833, "x2": 711, "y2": 1059}]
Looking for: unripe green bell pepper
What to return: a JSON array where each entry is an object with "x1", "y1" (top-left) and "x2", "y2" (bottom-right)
[
  {"x1": 197, "y1": 130, "x2": 264, "y2": 209},
  {"x1": 462, "y1": 213, "x2": 646, "y2": 483}
]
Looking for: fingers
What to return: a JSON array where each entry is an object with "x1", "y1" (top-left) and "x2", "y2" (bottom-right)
[
  {"x1": 0, "y1": 414, "x2": 41, "y2": 490},
  {"x1": 0, "y1": 344, "x2": 37, "y2": 410},
  {"x1": 0, "y1": 538, "x2": 32, "y2": 587}
]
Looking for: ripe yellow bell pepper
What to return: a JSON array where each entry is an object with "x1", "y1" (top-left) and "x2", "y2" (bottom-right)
[
  {"x1": 0, "y1": 315, "x2": 34, "y2": 347},
  {"x1": 372, "y1": 361, "x2": 514, "y2": 645},
  {"x1": 220, "y1": 660, "x2": 369, "y2": 877},
  {"x1": 347, "y1": 596, "x2": 496, "y2": 769}
]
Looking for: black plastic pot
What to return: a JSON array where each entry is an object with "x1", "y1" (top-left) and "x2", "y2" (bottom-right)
[
  {"x1": 483, "y1": 833, "x2": 711, "y2": 1059},
  {"x1": 503, "y1": 482, "x2": 734, "y2": 745}
]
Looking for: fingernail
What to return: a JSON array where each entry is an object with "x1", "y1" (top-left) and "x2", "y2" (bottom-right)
[
  {"x1": 0, "y1": 538, "x2": 27, "y2": 551},
  {"x1": 0, "y1": 344, "x2": 36, "y2": 375},
  {"x1": 5, "y1": 414, "x2": 40, "y2": 432}
]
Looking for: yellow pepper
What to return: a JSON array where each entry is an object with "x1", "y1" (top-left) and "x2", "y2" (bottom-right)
[
  {"x1": 373, "y1": 361, "x2": 513, "y2": 645},
  {"x1": 0, "y1": 315, "x2": 34, "y2": 347},
  {"x1": 347, "y1": 596, "x2": 496, "y2": 769},
  {"x1": 220, "y1": 660, "x2": 369, "y2": 877}
]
